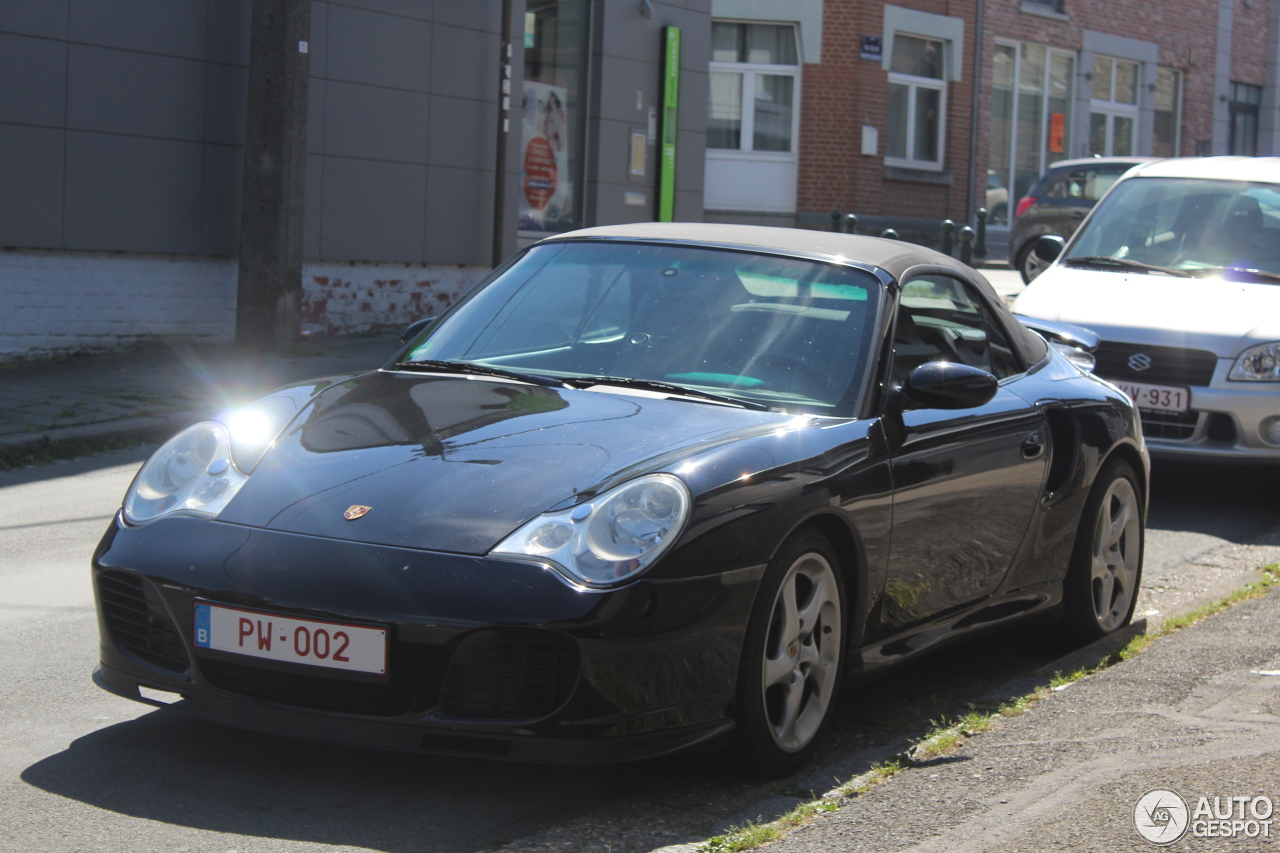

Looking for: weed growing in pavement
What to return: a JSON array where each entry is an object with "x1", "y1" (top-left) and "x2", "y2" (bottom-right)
[
  {"x1": 0, "y1": 435, "x2": 156, "y2": 470},
  {"x1": 699, "y1": 800, "x2": 841, "y2": 853}
]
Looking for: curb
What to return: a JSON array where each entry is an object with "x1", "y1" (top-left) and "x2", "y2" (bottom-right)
[{"x1": 0, "y1": 409, "x2": 205, "y2": 454}]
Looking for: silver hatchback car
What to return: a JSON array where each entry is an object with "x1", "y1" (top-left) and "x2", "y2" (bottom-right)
[{"x1": 1013, "y1": 157, "x2": 1280, "y2": 463}]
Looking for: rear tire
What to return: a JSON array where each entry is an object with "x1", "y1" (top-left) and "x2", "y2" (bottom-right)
[
  {"x1": 734, "y1": 528, "x2": 845, "y2": 777},
  {"x1": 1062, "y1": 458, "x2": 1144, "y2": 644}
]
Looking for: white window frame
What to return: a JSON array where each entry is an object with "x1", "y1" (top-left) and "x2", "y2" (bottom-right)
[
  {"x1": 707, "y1": 27, "x2": 801, "y2": 159},
  {"x1": 1089, "y1": 55, "x2": 1141, "y2": 156},
  {"x1": 884, "y1": 37, "x2": 948, "y2": 172},
  {"x1": 991, "y1": 39, "x2": 1077, "y2": 201}
]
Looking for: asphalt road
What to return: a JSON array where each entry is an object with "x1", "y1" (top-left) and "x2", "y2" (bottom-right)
[{"x1": 1, "y1": 448, "x2": 1277, "y2": 853}]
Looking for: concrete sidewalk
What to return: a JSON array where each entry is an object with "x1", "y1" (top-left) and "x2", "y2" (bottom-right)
[{"x1": 0, "y1": 332, "x2": 404, "y2": 456}]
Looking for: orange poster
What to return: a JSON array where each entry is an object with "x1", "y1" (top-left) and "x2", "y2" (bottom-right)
[{"x1": 1049, "y1": 113, "x2": 1065, "y2": 153}]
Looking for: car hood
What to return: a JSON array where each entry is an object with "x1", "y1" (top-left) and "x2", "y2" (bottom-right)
[
  {"x1": 217, "y1": 371, "x2": 789, "y2": 554},
  {"x1": 1012, "y1": 266, "x2": 1280, "y2": 355}
]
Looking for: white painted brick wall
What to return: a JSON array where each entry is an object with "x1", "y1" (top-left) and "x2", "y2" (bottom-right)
[{"x1": 0, "y1": 251, "x2": 489, "y2": 360}]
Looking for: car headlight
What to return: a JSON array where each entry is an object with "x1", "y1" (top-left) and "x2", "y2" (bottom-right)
[
  {"x1": 123, "y1": 421, "x2": 249, "y2": 524},
  {"x1": 491, "y1": 473, "x2": 691, "y2": 588},
  {"x1": 227, "y1": 396, "x2": 299, "y2": 472},
  {"x1": 1229, "y1": 342, "x2": 1280, "y2": 381}
]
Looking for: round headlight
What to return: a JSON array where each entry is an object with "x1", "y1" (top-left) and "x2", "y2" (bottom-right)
[
  {"x1": 124, "y1": 421, "x2": 249, "y2": 524},
  {"x1": 491, "y1": 474, "x2": 691, "y2": 587}
]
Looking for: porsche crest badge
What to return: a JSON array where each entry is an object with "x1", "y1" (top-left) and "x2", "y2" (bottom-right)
[{"x1": 344, "y1": 505, "x2": 372, "y2": 520}]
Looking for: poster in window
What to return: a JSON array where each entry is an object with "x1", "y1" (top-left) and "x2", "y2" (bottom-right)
[
  {"x1": 1048, "y1": 112, "x2": 1065, "y2": 153},
  {"x1": 519, "y1": 81, "x2": 574, "y2": 235}
]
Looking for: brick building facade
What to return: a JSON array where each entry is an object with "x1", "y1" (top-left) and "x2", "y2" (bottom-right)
[{"x1": 705, "y1": 0, "x2": 1280, "y2": 251}]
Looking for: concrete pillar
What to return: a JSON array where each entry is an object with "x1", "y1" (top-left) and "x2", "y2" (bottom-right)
[
  {"x1": 235, "y1": 0, "x2": 310, "y2": 350},
  {"x1": 1073, "y1": 50, "x2": 1094, "y2": 158},
  {"x1": 1259, "y1": 0, "x2": 1280, "y2": 155},
  {"x1": 1212, "y1": 0, "x2": 1234, "y2": 155}
]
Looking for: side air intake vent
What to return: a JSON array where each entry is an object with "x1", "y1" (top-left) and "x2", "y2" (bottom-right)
[
  {"x1": 438, "y1": 628, "x2": 580, "y2": 720},
  {"x1": 97, "y1": 571, "x2": 189, "y2": 673}
]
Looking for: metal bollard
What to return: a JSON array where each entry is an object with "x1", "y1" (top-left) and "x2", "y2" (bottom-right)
[
  {"x1": 974, "y1": 208, "x2": 988, "y2": 259},
  {"x1": 940, "y1": 219, "x2": 955, "y2": 256},
  {"x1": 880, "y1": 228, "x2": 899, "y2": 240},
  {"x1": 830, "y1": 209, "x2": 842, "y2": 232},
  {"x1": 958, "y1": 226, "x2": 975, "y2": 265},
  {"x1": 844, "y1": 213, "x2": 858, "y2": 234}
]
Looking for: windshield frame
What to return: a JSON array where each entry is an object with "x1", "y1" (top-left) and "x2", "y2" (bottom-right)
[
  {"x1": 1061, "y1": 174, "x2": 1280, "y2": 278},
  {"x1": 385, "y1": 237, "x2": 893, "y2": 419}
]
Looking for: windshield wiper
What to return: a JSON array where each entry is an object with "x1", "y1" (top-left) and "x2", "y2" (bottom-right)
[
  {"x1": 562, "y1": 375, "x2": 775, "y2": 411},
  {"x1": 1184, "y1": 266, "x2": 1280, "y2": 285},
  {"x1": 1062, "y1": 256, "x2": 1193, "y2": 277},
  {"x1": 393, "y1": 359, "x2": 568, "y2": 388}
]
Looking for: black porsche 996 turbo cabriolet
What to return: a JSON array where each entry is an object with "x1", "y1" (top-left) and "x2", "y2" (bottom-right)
[{"x1": 92, "y1": 223, "x2": 1147, "y2": 775}]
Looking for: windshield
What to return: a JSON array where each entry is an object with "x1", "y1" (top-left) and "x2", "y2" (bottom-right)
[
  {"x1": 1066, "y1": 176, "x2": 1280, "y2": 277},
  {"x1": 401, "y1": 241, "x2": 882, "y2": 414}
]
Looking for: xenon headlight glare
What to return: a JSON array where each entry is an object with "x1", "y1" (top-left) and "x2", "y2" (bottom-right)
[
  {"x1": 227, "y1": 396, "x2": 299, "y2": 472},
  {"x1": 123, "y1": 421, "x2": 248, "y2": 524},
  {"x1": 1229, "y1": 342, "x2": 1280, "y2": 381},
  {"x1": 491, "y1": 473, "x2": 691, "y2": 587}
]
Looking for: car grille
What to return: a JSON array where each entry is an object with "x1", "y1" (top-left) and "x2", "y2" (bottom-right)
[
  {"x1": 97, "y1": 571, "x2": 190, "y2": 673},
  {"x1": 1139, "y1": 410, "x2": 1199, "y2": 440},
  {"x1": 1094, "y1": 342, "x2": 1218, "y2": 387},
  {"x1": 438, "y1": 628, "x2": 580, "y2": 719},
  {"x1": 198, "y1": 658, "x2": 422, "y2": 717}
]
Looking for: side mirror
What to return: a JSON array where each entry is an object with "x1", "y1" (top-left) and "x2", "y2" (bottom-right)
[
  {"x1": 1033, "y1": 235, "x2": 1065, "y2": 264},
  {"x1": 400, "y1": 316, "x2": 435, "y2": 344},
  {"x1": 902, "y1": 362, "x2": 998, "y2": 410}
]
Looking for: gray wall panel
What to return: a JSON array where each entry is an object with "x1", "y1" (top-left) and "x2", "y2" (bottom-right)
[
  {"x1": 0, "y1": 124, "x2": 65, "y2": 248},
  {"x1": 308, "y1": 1, "x2": 328, "y2": 77},
  {"x1": 63, "y1": 131, "x2": 204, "y2": 253},
  {"x1": 323, "y1": 80, "x2": 429, "y2": 163},
  {"x1": 67, "y1": 46, "x2": 206, "y2": 141},
  {"x1": 424, "y1": 166, "x2": 491, "y2": 265},
  {"x1": 320, "y1": 156, "x2": 426, "y2": 262},
  {"x1": 0, "y1": 33, "x2": 67, "y2": 127},
  {"x1": 431, "y1": 3, "x2": 498, "y2": 32},
  {"x1": 0, "y1": 0, "x2": 68, "y2": 39},
  {"x1": 325, "y1": 4, "x2": 431, "y2": 91},
  {"x1": 334, "y1": 0, "x2": 432, "y2": 21},
  {"x1": 205, "y1": 62, "x2": 248, "y2": 145},
  {"x1": 200, "y1": 143, "x2": 241, "y2": 254},
  {"x1": 595, "y1": 55, "x2": 661, "y2": 124},
  {"x1": 305, "y1": 153, "x2": 323, "y2": 257},
  {"x1": 69, "y1": 0, "x2": 208, "y2": 60},
  {"x1": 430, "y1": 25, "x2": 498, "y2": 102},
  {"x1": 599, "y1": 14, "x2": 665, "y2": 65},
  {"x1": 675, "y1": 128, "x2": 705, "y2": 194},
  {"x1": 206, "y1": 0, "x2": 252, "y2": 66},
  {"x1": 677, "y1": 70, "x2": 707, "y2": 133},
  {"x1": 426, "y1": 95, "x2": 495, "y2": 169},
  {"x1": 307, "y1": 77, "x2": 326, "y2": 153}
]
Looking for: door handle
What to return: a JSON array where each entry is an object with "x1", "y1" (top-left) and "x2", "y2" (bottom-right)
[{"x1": 1021, "y1": 431, "x2": 1044, "y2": 459}]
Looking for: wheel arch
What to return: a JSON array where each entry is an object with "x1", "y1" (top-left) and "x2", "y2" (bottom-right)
[{"x1": 775, "y1": 510, "x2": 870, "y2": 648}]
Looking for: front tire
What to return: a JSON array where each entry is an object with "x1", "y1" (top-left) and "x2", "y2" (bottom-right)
[
  {"x1": 1017, "y1": 239, "x2": 1048, "y2": 283},
  {"x1": 1063, "y1": 458, "x2": 1144, "y2": 644},
  {"x1": 734, "y1": 529, "x2": 844, "y2": 776}
]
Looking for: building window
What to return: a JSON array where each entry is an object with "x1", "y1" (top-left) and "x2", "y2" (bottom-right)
[
  {"x1": 1089, "y1": 55, "x2": 1140, "y2": 156},
  {"x1": 1153, "y1": 67, "x2": 1181, "y2": 158},
  {"x1": 708, "y1": 22, "x2": 799, "y2": 154},
  {"x1": 988, "y1": 41, "x2": 1074, "y2": 225},
  {"x1": 1229, "y1": 82, "x2": 1261, "y2": 156},
  {"x1": 886, "y1": 35, "x2": 947, "y2": 170},
  {"x1": 705, "y1": 21, "x2": 802, "y2": 212},
  {"x1": 1022, "y1": 0, "x2": 1065, "y2": 12}
]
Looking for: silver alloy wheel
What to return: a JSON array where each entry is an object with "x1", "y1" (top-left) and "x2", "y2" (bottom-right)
[
  {"x1": 760, "y1": 552, "x2": 842, "y2": 753},
  {"x1": 1091, "y1": 476, "x2": 1141, "y2": 632},
  {"x1": 1021, "y1": 242, "x2": 1048, "y2": 282}
]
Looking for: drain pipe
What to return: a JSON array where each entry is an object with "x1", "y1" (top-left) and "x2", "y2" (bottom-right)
[{"x1": 966, "y1": 0, "x2": 985, "y2": 226}]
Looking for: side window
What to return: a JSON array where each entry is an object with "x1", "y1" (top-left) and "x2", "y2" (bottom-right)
[
  {"x1": 1064, "y1": 167, "x2": 1125, "y2": 201},
  {"x1": 890, "y1": 276, "x2": 1021, "y2": 390}
]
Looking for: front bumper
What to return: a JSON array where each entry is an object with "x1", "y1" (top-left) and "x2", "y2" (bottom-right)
[
  {"x1": 1097, "y1": 373, "x2": 1280, "y2": 464},
  {"x1": 91, "y1": 516, "x2": 754, "y2": 763}
]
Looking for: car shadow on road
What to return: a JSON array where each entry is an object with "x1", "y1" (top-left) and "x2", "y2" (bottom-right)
[
  {"x1": 20, "y1": 625, "x2": 1072, "y2": 853},
  {"x1": 1147, "y1": 459, "x2": 1280, "y2": 544}
]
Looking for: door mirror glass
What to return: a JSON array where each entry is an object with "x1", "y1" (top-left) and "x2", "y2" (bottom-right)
[
  {"x1": 400, "y1": 316, "x2": 436, "y2": 344},
  {"x1": 1033, "y1": 235, "x2": 1065, "y2": 263}
]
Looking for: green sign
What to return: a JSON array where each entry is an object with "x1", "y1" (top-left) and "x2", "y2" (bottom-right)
[{"x1": 658, "y1": 26, "x2": 680, "y2": 222}]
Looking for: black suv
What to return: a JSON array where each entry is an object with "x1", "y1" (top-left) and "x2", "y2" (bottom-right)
[{"x1": 1008, "y1": 157, "x2": 1152, "y2": 282}]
